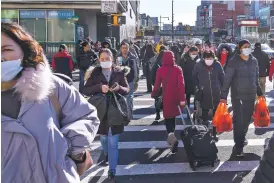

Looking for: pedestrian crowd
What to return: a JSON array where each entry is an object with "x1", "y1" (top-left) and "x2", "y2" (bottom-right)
[{"x1": 1, "y1": 22, "x2": 274, "y2": 183}]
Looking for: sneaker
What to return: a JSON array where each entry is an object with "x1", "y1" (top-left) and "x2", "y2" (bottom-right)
[
  {"x1": 235, "y1": 147, "x2": 245, "y2": 157},
  {"x1": 108, "y1": 172, "x2": 117, "y2": 183},
  {"x1": 244, "y1": 139, "x2": 248, "y2": 146},
  {"x1": 213, "y1": 135, "x2": 219, "y2": 142},
  {"x1": 171, "y1": 140, "x2": 179, "y2": 153}
]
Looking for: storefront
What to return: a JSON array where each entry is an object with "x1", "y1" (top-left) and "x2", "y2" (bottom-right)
[{"x1": 1, "y1": 9, "x2": 76, "y2": 59}]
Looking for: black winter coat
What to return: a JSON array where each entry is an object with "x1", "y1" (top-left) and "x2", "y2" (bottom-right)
[
  {"x1": 192, "y1": 60, "x2": 225, "y2": 109},
  {"x1": 78, "y1": 49, "x2": 98, "y2": 70},
  {"x1": 83, "y1": 66, "x2": 130, "y2": 135},
  {"x1": 252, "y1": 48, "x2": 270, "y2": 77},
  {"x1": 253, "y1": 134, "x2": 274, "y2": 183},
  {"x1": 221, "y1": 54, "x2": 263, "y2": 101},
  {"x1": 179, "y1": 53, "x2": 199, "y2": 94},
  {"x1": 151, "y1": 51, "x2": 164, "y2": 85}
]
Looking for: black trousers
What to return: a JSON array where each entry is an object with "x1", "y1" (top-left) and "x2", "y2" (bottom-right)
[
  {"x1": 232, "y1": 99, "x2": 255, "y2": 148},
  {"x1": 145, "y1": 64, "x2": 152, "y2": 92},
  {"x1": 186, "y1": 93, "x2": 192, "y2": 107},
  {"x1": 165, "y1": 118, "x2": 176, "y2": 133}
]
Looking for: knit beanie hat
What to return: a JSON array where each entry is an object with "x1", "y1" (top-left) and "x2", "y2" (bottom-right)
[{"x1": 238, "y1": 39, "x2": 250, "y2": 49}]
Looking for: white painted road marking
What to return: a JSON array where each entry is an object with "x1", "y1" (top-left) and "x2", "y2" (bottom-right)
[{"x1": 90, "y1": 138, "x2": 269, "y2": 151}]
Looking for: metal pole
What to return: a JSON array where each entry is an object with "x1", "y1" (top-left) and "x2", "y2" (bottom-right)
[
  {"x1": 160, "y1": 16, "x2": 162, "y2": 31},
  {"x1": 172, "y1": 0, "x2": 174, "y2": 42},
  {"x1": 107, "y1": 14, "x2": 112, "y2": 38}
]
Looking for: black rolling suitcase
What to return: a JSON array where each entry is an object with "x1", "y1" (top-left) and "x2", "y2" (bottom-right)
[{"x1": 178, "y1": 106, "x2": 218, "y2": 171}]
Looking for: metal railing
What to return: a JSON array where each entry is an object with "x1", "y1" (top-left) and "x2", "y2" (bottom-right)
[{"x1": 39, "y1": 42, "x2": 76, "y2": 62}]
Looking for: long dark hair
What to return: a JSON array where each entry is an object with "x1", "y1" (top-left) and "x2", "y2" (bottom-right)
[
  {"x1": 1, "y1": 22, "x2": 44, "y2": 68},
  {"x1": 145, "y1": 44, "x2": 156, "y2": 59}
]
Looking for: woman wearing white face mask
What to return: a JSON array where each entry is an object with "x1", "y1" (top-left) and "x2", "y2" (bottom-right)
[
  {"x1": 220, "y1": 39, "x2": 263, "y2": 157},
  {"x1": 83, "y1": 48, "x2": 130, "y2": 182},
  {"x1": 179, "y1": 46, "x2": 199, "y2": 111},
  {"x1": 2, "y1": 23, "x2": 99, "y2": 183},
  {"x1": 192, "y1": 51, "x2": 225, "y2": 141}
]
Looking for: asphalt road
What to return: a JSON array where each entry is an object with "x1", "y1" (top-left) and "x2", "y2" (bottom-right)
[{"x1": 74, "y1": 70, "x2": 274, "y2": 183}]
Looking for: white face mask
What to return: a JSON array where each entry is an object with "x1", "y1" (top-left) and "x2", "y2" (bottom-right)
[
  {"x1": 100, "y1": 61, "x2": 112, "y2": 69},
  {"x1": 1, "y1": 59, "x2": 23, "y2": 82},
  {"x1": 205, "y1": 59, "x2": 214, "y2": 66},
  {"x1": 242, "y1": 48, "x2": 252, "y2": 56},
  {"x1": 190, "y1": 55, "x2": 197, "y2": 60}
]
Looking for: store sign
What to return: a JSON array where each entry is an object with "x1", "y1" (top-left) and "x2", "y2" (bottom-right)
[
  {"x1": 101, "y1": 0, "x2": 118, "y2": 13},
  {"x1": 240, "y1": 21, "x2": 258, "y2": 26},
  {"x1": 1, "y1": 9, "x2": 18, "y2": 19},
  {"x1": 47, "y1": 10, "x2": 73, "y2": 19},
  {"x1": 20, "y1": 10, "x2": 46, "y2": 19}
]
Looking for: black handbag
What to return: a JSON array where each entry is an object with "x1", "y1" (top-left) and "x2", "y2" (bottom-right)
[
  {"x1": 107, "y1": 92, "x2": 131, "y2": 126},
  {"x1": 154, "y1": 67, "x2": 173, "y2": 110},
  {"x1": 88, "y1": 94, "x2": 107, "y2": 122}
]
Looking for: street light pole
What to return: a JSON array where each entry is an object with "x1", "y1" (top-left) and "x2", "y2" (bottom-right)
[
  {"x1": 107, "y1": 14, "x2": 112, "y2": 38},
  {"x1": 172, "y1": 0, "x2": 174, "y2": 42}
]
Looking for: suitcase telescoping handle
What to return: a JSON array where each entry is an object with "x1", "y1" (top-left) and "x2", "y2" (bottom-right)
[{"x1": 178, "y1": 105, "x2": 194, "y2": 127}]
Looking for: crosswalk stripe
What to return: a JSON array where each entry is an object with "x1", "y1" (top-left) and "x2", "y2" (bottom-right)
[
  {"x1": 124, "y1": 123, "x2": 274, "y2": 131},
  {"x1": 133, "y1": 114, "x2": 187, "y2": 119},
  {"x1": 90, "y1": 138, "x2": 268, "y2": 151},
  {"x1": 85, "y1": 161, "x2": 259, "y2": 177}
]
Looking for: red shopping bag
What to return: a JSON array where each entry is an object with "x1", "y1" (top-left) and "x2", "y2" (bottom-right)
[
  {"x1": 254, "y1": 97, "x2": 270, "y2": 127},
  {"x1": 213, "y1": 102, "x2": 233, "y2": 133}
]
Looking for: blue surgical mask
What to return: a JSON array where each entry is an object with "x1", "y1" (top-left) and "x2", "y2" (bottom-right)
[
  {"x1": 242, "y1": 48, "x2": 252, "y2": 56},
  {"x1": 1, "y1": 59, "x2": 23, "y2": 82}
]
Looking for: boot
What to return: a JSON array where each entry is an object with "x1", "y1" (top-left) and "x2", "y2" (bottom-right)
[
  {"x1": 167, "y1": 133, "x2": 179, "y2": 153},
  {"x1": 155, "y1": 110, "x2": 161, "y2": 120}
]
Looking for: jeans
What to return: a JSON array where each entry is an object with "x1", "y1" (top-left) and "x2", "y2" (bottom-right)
[
  {"x1": 259, "y1": 77, "x2": 266, "y2": 94},
  {"x1": 232, "y1": 99, "x2": 255, "y2": 148},
  {"x1": 100, "y1": 128, "x2": 120, "y2": 175},
  {"x1": 79, "y1": 69, "x2": 86, "y2": 93},
  {"x1": 126, "y1": 82, "x2": 134, "y2": 119}
]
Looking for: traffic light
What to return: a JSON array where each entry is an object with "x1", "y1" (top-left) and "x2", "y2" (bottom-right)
[{"x1": 112, "y1": 14, "x2": 126, "y2": 26}]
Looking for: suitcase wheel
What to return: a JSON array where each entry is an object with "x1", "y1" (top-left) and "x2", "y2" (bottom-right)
[{"x1": 211, "y1": 161, "x2": 215, "y2": 167}]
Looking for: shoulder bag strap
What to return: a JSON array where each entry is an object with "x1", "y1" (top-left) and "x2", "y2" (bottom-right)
[
  {"x1": 162, "y1": 67, "x2": 173, "y2": 95},
  {"x1": 50, "y1": 93, "x2": 62, "y2": 121}
]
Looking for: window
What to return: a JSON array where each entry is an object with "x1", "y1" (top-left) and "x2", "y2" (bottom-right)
[
  {"x1": 19, "y1": 10, "x2": 46, "y2": 42},
  {"x1": 47, "y1": 10, "x2": 75, "y2": 42},
  {"x1": 1, "y1": 9, "x2": 18, "y2": 23}
]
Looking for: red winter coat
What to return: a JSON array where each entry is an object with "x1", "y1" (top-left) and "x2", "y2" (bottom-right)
[{"x1": 151, "y1": 51, "x2": 186, "y2": 119}]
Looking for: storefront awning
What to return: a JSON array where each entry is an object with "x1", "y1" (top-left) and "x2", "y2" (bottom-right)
[{"x1": 2, "y1": 1, "x2": 101, "y2": 9}]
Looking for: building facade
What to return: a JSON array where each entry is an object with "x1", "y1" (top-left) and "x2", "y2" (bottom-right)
[{"x1": 1, "y1": 0, "x2": 139, "y2": 59}]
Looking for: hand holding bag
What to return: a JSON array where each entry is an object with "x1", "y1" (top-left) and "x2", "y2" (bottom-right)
[{"x1": 107, "y1": 92, "x2": 131, "y2": 126}]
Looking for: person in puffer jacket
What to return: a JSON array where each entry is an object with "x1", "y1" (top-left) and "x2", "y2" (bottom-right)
[
  {"x1": 102, "y1": 39, "x2": 118, "y2": 60},
  {"x1": 220, "y1": 39, "x2": 263, "y2": 157},
  {"x1": 253, "y1": 133, "x2": 274, "y2": 183}
]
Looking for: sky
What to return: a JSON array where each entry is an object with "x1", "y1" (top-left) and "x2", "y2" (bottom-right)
[{"x1": 140, "y1": 0, "x2": 201, "y2": 26}]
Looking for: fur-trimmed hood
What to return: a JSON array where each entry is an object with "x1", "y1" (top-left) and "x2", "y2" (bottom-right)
[
  {"x1": 84, "y1": 65, "x2": 131, "y2": 82},
  {"x1": 13, "y1": 57, "x2": 54, "y2": 102}
]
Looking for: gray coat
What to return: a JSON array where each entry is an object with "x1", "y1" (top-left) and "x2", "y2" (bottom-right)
[
  {"x1": 192, "y1": 60, "x2": 225, "y2": 109},
  {"x1": 221, "y1": 54, "x2": 263, "y2": 100},
  {"x1": 253, "y1": 134, "x2": 274, "y2": 183},
  {"x1": 1, "y1": 62, "x2": 100, "y2": 183}
]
